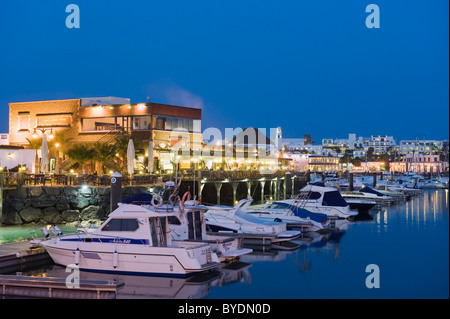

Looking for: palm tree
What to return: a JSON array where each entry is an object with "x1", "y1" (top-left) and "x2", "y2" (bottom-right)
[
  {"x1": 26, "y1": 137, "x2": 42, "y2": 174},
  {"x1": 113, "y1": 135, "x2": 131, "y2": 173},
  {"x1": 93, "y1": 142, "x2": 118, "y2": 174},
  {"x1": 66, "y1": 143, "x2": 96, "y2": 175}
]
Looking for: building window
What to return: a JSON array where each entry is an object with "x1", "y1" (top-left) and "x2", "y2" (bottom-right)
[
  {"x1": 154, "y1": 116, "x2": 200, "y2": 133},
  {"x1": 18, "y1": 112, "x2": 30, "y2": 132},
  {"x1": 82, "y1": 117, "x2": 124, "y2": 132},
  {"x1": 132, "y1": 115, "x2": 152, "y2": 130}
]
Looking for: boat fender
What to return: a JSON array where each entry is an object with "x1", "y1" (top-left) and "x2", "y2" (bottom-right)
[
  {"x1": 113, "y1": 251, "x2": 118, "y2": 269},
  {"x1": 53, "y1": 225, "x2": 63, "y2": 236},
  {"x1": 74, "y1": 248, "x2": 80, "y2": 266},
  {"x1": 151, "y1": 194, "x2": 162, "y2": 208},
  {"x1": 41, "y1": 226, "x2": 50, "y2": 239}
]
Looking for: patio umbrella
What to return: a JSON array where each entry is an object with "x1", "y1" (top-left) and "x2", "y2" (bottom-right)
[
  {"x1": 127, "y1": 139, "x2": 135, "y2": 176},
  {"x1": 40, "y1": 134, "x2": 49, "y2": 174},
  {"x1": 148, "y1": 140, "x2": 153, "y2": 173}
]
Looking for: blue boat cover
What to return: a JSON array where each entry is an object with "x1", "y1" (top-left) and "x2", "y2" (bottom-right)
[
  {"x1": 322, "y1": 191, "x2": 348, "y2": 207},
  {"x1": 122, "y1": 193, "x2": 154, "y2": 204},
  {"x1": 360, "y1": 186, "x2": 385, "y2": 197}
]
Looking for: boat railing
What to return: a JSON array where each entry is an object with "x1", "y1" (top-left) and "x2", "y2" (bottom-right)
[{"x1": 292, "y1": 191, "x2": 311, "y2": 210}]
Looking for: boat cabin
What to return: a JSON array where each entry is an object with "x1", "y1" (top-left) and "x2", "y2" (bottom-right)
[{"x1": 92, "y1": 203, "x2": 177, "y2": 247}]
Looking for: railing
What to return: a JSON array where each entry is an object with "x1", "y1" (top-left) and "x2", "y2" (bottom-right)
[
  {"x1": 0, "y1": 172, "x2": 159, "y2": 188},
  {"x1": 178, "y1": 169, "x2": 291, "y2": 181},
  {"x1": 96, "y1": 128, "x2": 123, "y2": 144}
]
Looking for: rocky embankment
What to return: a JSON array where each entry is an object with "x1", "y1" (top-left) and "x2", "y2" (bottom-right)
[{"x1": 1, "y1": 185, "x2": 152, "y2": 226}]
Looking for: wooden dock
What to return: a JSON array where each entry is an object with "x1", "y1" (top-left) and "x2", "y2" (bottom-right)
[
  {"x1": 0, "y1": 275, "x2": 124, "y2": 299},
  {"x1": 0, "y1": 241, "x2": 51, "y2": 273}
]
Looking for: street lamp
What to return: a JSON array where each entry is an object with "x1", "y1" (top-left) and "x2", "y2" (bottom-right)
[{"x1": 32, "y1": 128, "x2": 54, "y2": 140}]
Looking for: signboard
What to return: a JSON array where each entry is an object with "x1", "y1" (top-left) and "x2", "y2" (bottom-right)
[{"x1": 37, "y1": 114, "x2": 72, "y2": 127}]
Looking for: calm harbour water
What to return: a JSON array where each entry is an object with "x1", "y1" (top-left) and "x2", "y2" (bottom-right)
[{"x1": 1, "y1": 189, "x2": 448, "y2": 299}]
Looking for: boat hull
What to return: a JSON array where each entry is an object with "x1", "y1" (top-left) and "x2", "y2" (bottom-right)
[{"x1": 42, "y1": 241, "x2": 220, "y2": 278}]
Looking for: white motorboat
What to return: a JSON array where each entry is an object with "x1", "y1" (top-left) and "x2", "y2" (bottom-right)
[
  {"x1": 37, "y1": 203, "x2": 221, "y2": 277},
  {"x1": 124, "y1": 184, "x2": 253, "y2": 262},
  {"x1": 245, "y1": 202, "x2": 330, "y2": 233},
  {"x1": 278, "y1": 183, "x2": 357, "y2": 219},
  {"x1": 375, "y1": 185, "x2": 410, "y2": 200},
  {"x1": 377, "y1": 179, "x2": 423, "y2": 196},
  {"x1": 341, "y1": 186, "x2": 395, "y2": 205},
  {"x1": 204, "y1": 198, "x2": 301, "y2": 249},
  {"x1": 416, "y1": 177, "x2": 447, "y2": 189}
]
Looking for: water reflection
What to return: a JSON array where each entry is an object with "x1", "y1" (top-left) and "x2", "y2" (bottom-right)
[
  {"x1": 241, "y1": 228, "x2": 350, "y2": 274},
  {"x1": 18, "y1": 261, "x2": 252, "y2": 299},
  {"x1": 5, "y1": 190, "x2": 448, "y2": 299},
  {"x1": 404, "y1": 189, "x2": 448, "y2": 226}
]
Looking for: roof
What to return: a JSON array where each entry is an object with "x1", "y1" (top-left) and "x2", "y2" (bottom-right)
[{"x1": 232, "y1": 127, "x2": 275, "y2": 146}]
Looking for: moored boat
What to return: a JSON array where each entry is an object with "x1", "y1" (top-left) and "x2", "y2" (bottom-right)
[
  {"x1": 341, "y1": 186, "x2": 395, "y2": 205},
  {"x1": 204, "y1": 198, "x2": 301, "y2": 250},
  {"x1": 278, "y1": 183, "x2": 358, "y2": 219},
  {"x1": 37, "y1": 203, "x2": 221, "y2": 277},
  {"x1": 246, "y1": 201, "x2": 330, "y2": 233}
]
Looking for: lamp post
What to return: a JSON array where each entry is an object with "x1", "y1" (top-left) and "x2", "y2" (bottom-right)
[{"x1": 32, "y1": 128, "x2": 54, "y2": 140}]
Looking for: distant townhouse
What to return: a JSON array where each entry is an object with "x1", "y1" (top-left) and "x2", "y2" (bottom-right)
[{"x1": 399, "y1": 139, "x2": 448, "y2": 155}]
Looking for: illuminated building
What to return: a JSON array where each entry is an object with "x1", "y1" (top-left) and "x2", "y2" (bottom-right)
[{"x1": 8, "y1": 97, "x2": 202, "y2": 173}]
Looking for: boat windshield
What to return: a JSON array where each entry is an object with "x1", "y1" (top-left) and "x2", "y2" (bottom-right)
[
  {"x1": 101, "y1": 218, "x2": 140, "y2": 232},
  {"x1": 298, "y1": 191, "x2": 321, "y2": 200},
  {"x1": 322, "y1": 191, "x2": 348, "y2": 207}
]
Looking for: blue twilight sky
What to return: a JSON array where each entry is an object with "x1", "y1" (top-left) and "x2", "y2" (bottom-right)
[{"x1": 0, "y1": 0, "x2": 448, "y2": 142}]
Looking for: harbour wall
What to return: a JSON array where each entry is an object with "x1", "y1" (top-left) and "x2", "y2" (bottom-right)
[
  {"x1": 0, "y1": 175, "x2": 308, "y2": 226},
  {"x1": 0, "y1": 185, "x2": 152, "y2": 226}
]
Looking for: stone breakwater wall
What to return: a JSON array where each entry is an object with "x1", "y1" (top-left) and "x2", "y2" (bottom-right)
[{"x1": 1, "y1": 186, "x2": 152, "y2": 226}]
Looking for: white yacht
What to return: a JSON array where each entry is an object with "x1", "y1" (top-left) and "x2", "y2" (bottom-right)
[
  {"x1": 38, "y1": 203, "x2": 221, "y2": 277},
  {"x1": 123, "y1": 183, "x2": 252, "y2": 262},
  {"x1": 245, "y1": 202, "x2": 330, "y2": 233},
  {"x1": 204, "y1": 198, "x2": 301, "y2": 249},
  {"x1": 278, "y1": 183, "x2": 357, "y2": 219},
  {"x1": 341, "y1": 186, "x2": 395, "y2": 205},
  {"x1": 375, "y1": 184, "x2": 409, "y2": 200}
]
